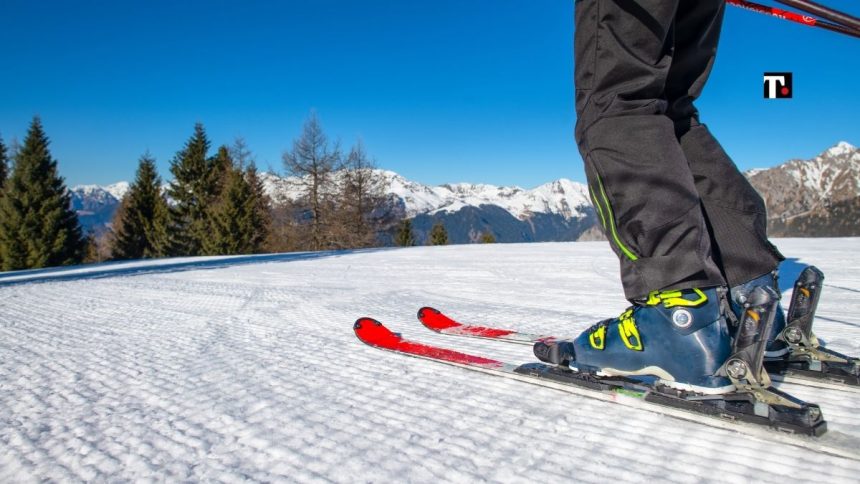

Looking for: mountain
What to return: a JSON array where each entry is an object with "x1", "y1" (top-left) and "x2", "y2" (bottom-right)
[
  {"x1": 69, "y1": 182, "x2": 129, "y2": 235},
  {"x1": 70, "y1": 141, "x2": 857, "y2": 242},
  {"x1": 376, "y1": 171, "x2": 598, "y2": 244},
  {"x1": 258, "y1": 170, "x2": 598, "y2": 244},
  {"x1": 745, "y1": 141, "x2": 860, "y2": 237}
]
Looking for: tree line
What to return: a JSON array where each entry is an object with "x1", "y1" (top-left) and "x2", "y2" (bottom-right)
[{"x1": 0, "y1": 114, "x2": 459, "y2": 272}]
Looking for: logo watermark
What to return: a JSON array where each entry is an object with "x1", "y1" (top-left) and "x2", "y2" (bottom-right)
[{"x1": 763, "y1": 72, "x2": 793, "y2": 99}]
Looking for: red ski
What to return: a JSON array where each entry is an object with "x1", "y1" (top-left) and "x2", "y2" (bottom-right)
[
  {"x1": 351, "y1": 316, "x2": 860, "y2": 457},
  {"x1": 417, "y1": 306, "x2": 554, "y2": 344},
  {"x1": 354, "y1": 316, "x2": 505, "y2": 368}
]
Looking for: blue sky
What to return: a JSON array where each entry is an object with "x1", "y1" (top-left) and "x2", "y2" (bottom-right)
[{"x1": 0, "y1": 0, "x2": 857, "y2": 187}]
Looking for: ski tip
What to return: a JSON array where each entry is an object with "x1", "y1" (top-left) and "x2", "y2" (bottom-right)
[
  {"x1": 352, "y1": 318, "x2": 400, "y2": 347},
  {"x1": 417, "y1": 306, "x2": 440, "y2": 320},
  {"x1": 354, "y1": 317, "x2": 406, "y2": 348},
  {"x1": 353, "y1": 317, "x2": 382, "y2": 331},
  {"x1": 417, "y1": 306, "x2": 460, "y2": 331}
]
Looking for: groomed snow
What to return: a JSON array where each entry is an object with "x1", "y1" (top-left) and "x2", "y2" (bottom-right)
[{"x1": 1, "y1": 239, "x2": 859, "y2": 481}]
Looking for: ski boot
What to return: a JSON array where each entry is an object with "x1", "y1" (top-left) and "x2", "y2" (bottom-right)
[
  {"x1": 732, "y1": 266, "x2": 860, "y2": 386},
  {"x1": 535, "y1": 287, "x2": 735, "y2": 393},
  {"x1": 534, "y1": 285, "x2": 825, "y2": 433}
]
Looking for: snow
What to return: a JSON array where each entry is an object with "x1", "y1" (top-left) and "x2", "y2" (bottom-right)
[
  {"x1": 762, "y1": 142, "x2": 860, "y2": 203},
  {"x1": 260, "y1": 169, "x2": 592, "y2": 220},
  {"x1": 1, "y1": 239, "x2": 859, "y2": 481},
  {"x1": 826, "y1": 141, "x2": 856, "y2": 158},
  {"x1": 104, "y1": 182, "x2": 130, "y2": 201},
  {"x1": 70, "y1": 182, "x2": 129, "y2": 202},
  {"x1": 386, "y1": 172, "x2": 592, "y2": 220}
]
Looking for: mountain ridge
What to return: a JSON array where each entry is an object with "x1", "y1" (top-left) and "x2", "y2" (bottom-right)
[
  {"x1": 745, "y1": 141, "x2": 859, "y2": 237},
  {"x1": 70, "y1": 141, "x2": 859, "y2": 240}
]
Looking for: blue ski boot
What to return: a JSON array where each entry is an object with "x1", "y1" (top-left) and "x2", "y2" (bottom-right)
[
  {"x1": 534, "y1": 287, "x2": 734, "y2": 394},
  {"x1": 729, "y1": 271, "x2": 789, "y2": 358}
]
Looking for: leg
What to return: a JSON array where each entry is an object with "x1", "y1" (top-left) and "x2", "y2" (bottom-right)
[
  {"x1": 574, "y1": 0, "x2": 724, "y2": 300},
  {"x1": 665, "y1": 0, "x2": 784, "y2": 286}
]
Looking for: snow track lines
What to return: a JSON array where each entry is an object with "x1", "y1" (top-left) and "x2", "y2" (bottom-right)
[{"x1": 1, "y1": 241, "x2": 860, "y2": 480}]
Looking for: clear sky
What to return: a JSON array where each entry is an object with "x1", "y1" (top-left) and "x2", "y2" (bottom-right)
[{"x1": 0, "y1": 0, "x2": 857, "y2": 188}]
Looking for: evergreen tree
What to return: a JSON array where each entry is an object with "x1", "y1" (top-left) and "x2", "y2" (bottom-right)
[
  {"x1": 204, "y1": 166, "x2": 255, "y2": 255},
  {"x1": 0, "y1": 117, "x2": 85, "y2": 270},
  {"x1": 228, "y1": 137, "x2": 270, "y2": 252},
  {"x1": 479, "y1": 231, "x2": 496, "y2": 243},
  {"x1": 200, "y1": 145, "x2": 235, "y2": 255},
  {"x1": 429, "y1": 222, "x2": 449, "y2": 246},
  {"x1": 208, "y1": 145, "x2": 233, "y2": 198},
  {"x1": 201, "y1": 142, "x2": 272, "y2": 256},
  {"x1": 0, "y1": 135, "x2": 6, "y2": 267},
  {"x1": 282, "y1": 112, "x2": 342, "y2": 251},
  {"x1": 0, "y1": 134, "x2": 8, "y2": 190},
  {"x1": 245, "y1": 162, "x2": 272, "y2": 253},
  {"x1": 395, "y1": 218, "x2": 416, "y2": 247},
  {"x1": 167, "y1": 123, "x2": 212, "y2": 256},
  {"x1": 111, "y1": 153, "x2": 170, "y2": 259}
]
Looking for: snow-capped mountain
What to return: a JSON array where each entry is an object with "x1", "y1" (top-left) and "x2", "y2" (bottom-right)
[
  {"x1": 71, "y1": 172, "x2": 597, "y2": 243},
  {"x1": 383, "y1": 171, "x2": 592, "y2": 220},
  {"x1": 69, "y1": 182, "x2": 130, "y2": 235},
  {"x1": 380, "y1": 171, "x2": 595, "y2": 243},
  {"x1": 746, "y1": 141, "x2": 860, "y2": 236},
  {"x1": 259, "y1": 170, "x2": 592, "y2": 221},
  {"x1": 70, "y1": 141, "x2": 858, "y2": 241},
  {"x1": 256, "y1": 170, "x2": 597, "y2": 244},
  {"x1": 73, "y1": 181, "x2": 131, "y2": 201}
]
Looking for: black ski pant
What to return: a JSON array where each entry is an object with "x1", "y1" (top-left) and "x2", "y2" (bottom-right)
[{"x1": 574, "y1": 0, "x2": 783, "y2": 300}]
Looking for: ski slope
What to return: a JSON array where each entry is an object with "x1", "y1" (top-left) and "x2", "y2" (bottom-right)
[{"x1": 1, "y1": 239, "x2": 859, "y2": 482}]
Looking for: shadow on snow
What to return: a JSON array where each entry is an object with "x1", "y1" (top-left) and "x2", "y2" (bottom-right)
[{"x1": 0, "y1": 248, "x2": 391, "y2": 287}]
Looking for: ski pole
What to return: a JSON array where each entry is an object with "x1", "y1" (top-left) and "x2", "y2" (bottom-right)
[
  {"x1": 774, "y1": 0, "x2": 860, "y2": 31},
  {"x1": 727, "y1": 0, "x2": 860, "y2": 38}
]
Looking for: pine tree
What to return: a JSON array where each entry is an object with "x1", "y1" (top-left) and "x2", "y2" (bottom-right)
[
  {"x1": 208, "y1": 145, "x2": 233, "y2": 198},
  {"x1": 245, "y1": 162, "x2": 272, "y2": 253},
  {"x1": 204, "y1": 166, "x2": 255, "y2": 255},
  {"x1": 480, "y1": 231, "x2": 496, "y2": 243},
  {"x1": 228, "y1": 137, "x2": 271, "y2": 252},
  {"x1": 282, "y1": 112, "x2": 342, "y2": 251},
  {"x1": 429, "y1": 222, "x2": 449, "y2": 246},
  {"x1": 0, "y1": 117, "x2": 85, "y2": 270},
  {"x1": 167, "y1": 123, "x2": 212, "y2": 256},
  {"x1": 395, "y1": 218, "x2": 416, "y2": 247},
  {"x1": 0, "y1": 134, "x2": 8, "y2": 191},
  {"x1": 111, "y1": 153, "x2": 169, "y2": 259},
  {"x1": 200, "y1": 145, "x2": 235, "y2": 255},
  {"x1": 0, "y1": 135, "x2": 7, "y2": 267}
]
